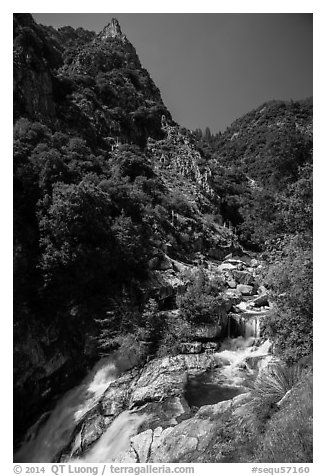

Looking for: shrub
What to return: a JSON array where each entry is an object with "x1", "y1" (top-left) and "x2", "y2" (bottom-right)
[
  {"x1": 262, "y1": 236, "x2": 312, "y2": 363},
  {"x1": 157, "y1": 313, "x2": 194, "y2": 358},
  {"x1": 177, "y1": 268, "x2": 224, "y2": 325}
]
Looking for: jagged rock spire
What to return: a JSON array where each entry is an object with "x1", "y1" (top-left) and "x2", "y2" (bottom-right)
[{"x1": 98, "y1": 17, "x2": 126, "y2": 41}]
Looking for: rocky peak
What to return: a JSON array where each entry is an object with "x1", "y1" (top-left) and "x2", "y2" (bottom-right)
[
  {"x1": 98, "y1": 17, "x2": 126, "y2": 41},
  {"x1": 14, "y1": 13, "x2": 36, "y2": 29}
]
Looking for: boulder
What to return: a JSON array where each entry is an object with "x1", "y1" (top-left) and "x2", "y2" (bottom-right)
[
  {"x1": 171, "y1": 259, "x2": 191, "y2": 274},
  {"x1": 202, "y1": 342, "x2": 220, "y2": 353},
  {"x1": 130, "y1": 429, "x2": 154, "y2": 462},
  {"x1": 251, "y1": 293, "x2": 269, "y2": 308},
  {"x1": 193, "y1": 323, "x2": 222, "y2": 339},
  {"x1": 236, "y1": 284, "x2": 254, "y2": 296},
  {"x1": 236, "y1": 301, "x2": 249, "y2": 312},
  {"x1": 130, "y1": 354, "x2": 222, "y2": 406},
  {"x1": 178, "y1": 342, "x2": 202, "y2": 354},
  {"x1": 142, "y1": 270, "x2": 185, "y2": 302},
  {"x1": 115, "y1": 393, "x2": 253, "y2": 463},
  {"x1": 232, "y1": 270, "x2": 255, "y2": 285},
  {"x1": 130, "y1": 357, "x2": 186, "y2": 406},
  {"x1": 217, "y1": 262, "x2": 237, "y2": 272},
  {"x1": 258, "y1": 285, "x2": 267, "y2": 295},
  {"x1": 223, "y1": 289, "x2": 242, "y2": 305},
  {"x1": 224, "y1": 258, "x2": 248, "y2": 268},
  {"x1": 226, "y1": 278, "x2": 237, "y2": 288},
  {"x1": 157, "y1": 255, "x2": 173, "y2": 271}
]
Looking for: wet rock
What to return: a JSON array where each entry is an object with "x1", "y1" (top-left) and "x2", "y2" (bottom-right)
[
  {"x1": 131, "y1": 397, "x2": 191, "y2": 434},
  {"x1": 244, "y1": 355, "x2": 268, "y2": 370},
  {"x1": 59, "y1": 409, "x2": 114, "y2": 461},
  {"x1": 79, "y1": 413, "x2": 112, "y2": 454},
  {"x1": 130, "y1": 354, "x2": 223, "y2": 406},
  {"x1": 116, "y1": 393, "x2": 252, "y2": 463},
  {"x1": 100, "y1": 371, "x2": 136, "y2": 416}
]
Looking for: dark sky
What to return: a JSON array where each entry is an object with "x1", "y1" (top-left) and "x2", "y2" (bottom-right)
[{"x1": 33, "y1": 13, "x2": 313, "y2": 133}]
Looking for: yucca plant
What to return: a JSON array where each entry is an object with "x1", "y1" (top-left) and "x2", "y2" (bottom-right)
[
  {"x1": 256, "y1": 372, "x2": 313, "y2": 463},
  {"x1": 253, "y1": 361, "x2": 305, "y2": 405},
  {"x1": 239, "y1": 361, "x2": 307, "y2": 436}
]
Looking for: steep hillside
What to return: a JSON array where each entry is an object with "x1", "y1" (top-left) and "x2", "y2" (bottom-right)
[
  {"x1": 13, "y1": 14, "x2": 236, "y2": 442},
  {"x1": 194, "y1": 99, "x2": 313, "y2": 248},
  {"x1": 14, "y1": 15, "x2": 170, "y2": 146},
  {"x1": 211, "y1": 98, "x2": 312, "y2": 188}
]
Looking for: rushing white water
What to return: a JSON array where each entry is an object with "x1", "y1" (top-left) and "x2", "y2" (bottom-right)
[
  {"x1": 217, "y1": 337, "x2": 272, "y2": 386},
  {"x1": 77, "y1": 410, "x2": 146, "y2": 463},
  {"x1": 14, "y1": 355, "x2": 129, "y2": 463},
  {"x1": 15, "y1": 335, "x2": 271, "y2": 463}
]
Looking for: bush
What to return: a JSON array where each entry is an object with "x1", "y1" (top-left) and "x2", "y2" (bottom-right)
[
  {"x1": 177, "y1": 268, "x2": 224, "y2": 325},
  {"x1": 157, "y1": 313, "x2": 194, "y2": 358},
  {"x1": 262, "y1": 236, "x2": 312, "y2": 363}
]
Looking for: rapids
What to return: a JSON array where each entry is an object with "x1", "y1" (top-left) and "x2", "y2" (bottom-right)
[{"x1": 14, "y1": 338, "x2": 271, "y2": 463}]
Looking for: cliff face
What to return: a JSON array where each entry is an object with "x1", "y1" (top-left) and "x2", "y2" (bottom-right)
[
  {"x1": 13, "y1": 14, "x2": 60, "y2": 120},
  {"x1": 14, "y1": 15, "x2": 170, "y2": 146}
]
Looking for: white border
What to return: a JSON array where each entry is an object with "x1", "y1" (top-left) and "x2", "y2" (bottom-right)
[{"x1": 2, "y1": 2, "x2": 323, "y2": 474}]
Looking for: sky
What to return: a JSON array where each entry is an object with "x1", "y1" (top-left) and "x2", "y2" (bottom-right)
[{"x1": 32, "y1": 13, "x2": 313, "y2": 133}]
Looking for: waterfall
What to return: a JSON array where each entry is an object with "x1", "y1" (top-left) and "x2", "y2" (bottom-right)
[
  {"x1": 15, "y1": 338, "x2": 272, "y2": 464},
  {"x1": 227, "y1": 311, "x2": 265, "y2": 339},
  {"x1": 77, "y1": 410, "x2": 146, "y2": 463},
  {"x1": 14, "y1": 353, "x2": 135, "y2": 463}
]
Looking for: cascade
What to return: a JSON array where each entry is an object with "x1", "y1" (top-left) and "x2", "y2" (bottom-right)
[
  {"x1": 14, "y1": 354, "x2": 134, "y2": 463},
  {"x1": 15, "y1": 336, "x2": 271, "y2": 463},
  {"x1": 227, "y1": 313, "x2": 262, "y2": 339},
  {"x1": 77, "y1": 411, "x2": 146, "y2": 463}
]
